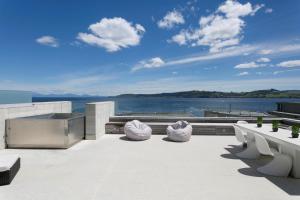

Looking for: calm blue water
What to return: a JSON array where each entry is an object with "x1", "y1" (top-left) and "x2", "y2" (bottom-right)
[{"x1": 32, "y1": 97, "x2": 300, "y2": 117}]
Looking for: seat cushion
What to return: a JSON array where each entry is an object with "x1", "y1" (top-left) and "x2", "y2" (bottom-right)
[
  {"x1": 124, "y1": 120, "x2": 152, "y2": 141},
  {"x1": 167, "y1": 121, "x2": 192, "y2": 142},
  {"x1": 0, "y1": 155, "x2": 20, "y2": 172}
]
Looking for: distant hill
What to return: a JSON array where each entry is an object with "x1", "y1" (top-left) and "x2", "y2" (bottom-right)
[
  {"x1": 116, "y1": 89, "x2": 300, "y2": 98},
  {"x1": 32, "y1": 92, "x2": 102, "y2": 98}
]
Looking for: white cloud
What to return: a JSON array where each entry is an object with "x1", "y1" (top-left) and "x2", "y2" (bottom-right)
[
  {"x1": 265, "y1": 8, "x2": 273, "y2": 13},
  {"x1": 217, "y1": 0, "x2": 261, "y2": 18},
  {"x1": 77, "y1": 17, "x2": 145, "y2": 52},
  {"x1": 256, "y1": 44, "x2": 300, "y2": 56},
  {"x1": 36, "y1": 36, "x2": 59, "y2": 47},
  {"x1": 277, "y1": 60, "x2": 300, "y2": 68},
  {"x1": 132, "y1": 57, "x2": 165, "y2": 71},
  {"x1": 273, "y1": 69, "x2": 300, "y2": 75},
  {"x1": 258, "y1": 49, "x2": 272, "y2": 55},
  {"x1": 170, "y1": 0, "x2": 263, "y2": 52},
  {"x1": 132, "y1": 41, "x2": 300, "y2": 72},
  {"x1": 257, "y1": 57, "x2": 270, "y2": 62},
  {"x1": 234, "y1": 61, "x2": 266, "y2": 69},
  {"x1": 237, "y1": 71, "x2": 249, "y2": 76},
  {"x1": 273, "y1": 71, "x2": 282, "y2": 75},
  {"x1": 234, "y1": 57, "x2": 270, "y2": 69},
  {"x1": 170, "y1": 32, "x2": 187, "y2": 45},
  {"x1": 157, "y1": 10, "x2": 185, "y2": 29},
  {"x1": 251, "y1": 4, "x2": 265, "y2": 15},
  {"x1": 277, "y1": 44, "x2": 300, "y2": 53},
  {"x1": 133, "y1": 45, "x2": 257, "y2": 71}
]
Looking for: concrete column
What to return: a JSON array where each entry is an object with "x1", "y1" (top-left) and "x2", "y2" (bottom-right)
[
  {"x1": 0, "y1": 101, "x2": 72, "y2": 149},
  {"x1": 85, "y1": 101, "x2": 115, "y2": 140}
]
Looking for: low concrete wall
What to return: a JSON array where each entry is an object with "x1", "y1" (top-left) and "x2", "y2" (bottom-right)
[
  {"x1": 0, "y1": 101, "x2": 71, "y2": 149},
  {"x1": 106, "y1": 122, "x2": 235, "y2": 135},
  {"x1": 85, "y1": 101, "x2": 115, "y2": 140},
  {"x1": 109, "y1": 116, "x2": 280, "y2": 123}
]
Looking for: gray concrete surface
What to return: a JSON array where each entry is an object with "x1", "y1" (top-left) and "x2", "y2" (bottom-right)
[
  {"x1": 0, "y1": 102, "x2": 71, "y2": 149},
  {"x1": 1, "y1": 135, "x2": 300, "y2": 200},
  {"x1": 85, "y1": 101, "x2": 115, "y2": 140}
]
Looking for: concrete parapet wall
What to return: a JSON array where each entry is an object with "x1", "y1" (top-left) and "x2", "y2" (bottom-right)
[
  {"x1": 109, "y1": 116, "x2": 280, "y2": 123},
  {"x1": 106, "y1": 122, "x2": 235, "y2": 135},
  {"x1": 85, "y1": 101, "x2": 115, "y2": 140},
  {"x1": 0, "y1": 101, "x2": 72, "y2": 149}
]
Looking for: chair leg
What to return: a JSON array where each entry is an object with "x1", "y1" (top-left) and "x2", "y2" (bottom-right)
[
  {"x1": 257, "y1": 153, "x2": 292, "y2": 177},
  {"x1": 236, "y1": 140, "x2": 260, "y2": 159}
]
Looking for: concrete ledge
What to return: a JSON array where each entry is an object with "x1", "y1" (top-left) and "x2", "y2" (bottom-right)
[
  {"x1": 85, "y1": 101, "x2": 115, "y2": 140},
  {"x1": 106, "y1": 122, "x2": 235, "y2": 135},
  {"x1": 269, "y1": 111, "x2": 300, "y2": 119},
  {"x1": 109, "y1": 116, "x2": 280, "y2": 123}
]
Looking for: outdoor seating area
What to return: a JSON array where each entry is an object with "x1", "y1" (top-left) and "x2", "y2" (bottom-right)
[
  {"x1": 1, "y1": 134, "x2": 300, "y2": 200},
  {"x1": 235, "y1": 123, "x2": 300, "y2": 178},
  {"x1": 1, "y1": 101, "x2": 300, "y2": 200}
]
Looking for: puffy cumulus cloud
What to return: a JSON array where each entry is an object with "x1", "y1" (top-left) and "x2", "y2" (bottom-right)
[
  {"x1": 234, "y1": 61, "x2": 266, "y2": 69},
  {"x1": 237, "y1": 71, "x2": 249, "y2": 76},
  {"x1": 170, "y1": 32, "x2": 187, "y2": 45},
  {"x1": 277, "y1": 60, "x2": 300, "y2": 68},
  {"x1": 218, "y1": 0, "x2": 258, "y2": 18},
  {"x1": 132, "y1": 57, "x2": 165, "y2": 72},
  {"x1": 36, "y1": 36, "x2": 59, "y2": 47},
  {"x1": 77, "y1": 17, "x2": 145, "y2": 52},
  {"x1": 157, "y1": 10, "x2": 185, "y2": 29},
  {"x1": 170, "y1": 0, "x2": 263, "y2": 52},
  {"x1": 257, "y1": 57, "x2": 270, "y2": 62}
]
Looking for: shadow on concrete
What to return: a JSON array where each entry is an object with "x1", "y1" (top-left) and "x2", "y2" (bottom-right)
[
  {"x1": 220, "y1": 144, "x2": 244, "y2": 159},
  {"x1": 162, "y1": 137, "x2": 172, "y2": 142},
  {"x1": 119, "y1": 136, "x2": 148, "y2": 142},
  {"x1": 224, "y1": 145, "x2": 300, "y2": 195},
  {"x1": 162, "y1": 137, "x2": 188, "y2": 143},
  {"x1": 238, "y1": 167, "x2": 264, "y2": 177},
  {"x1": 220, "y1": 153, "x2": 240, "y2": 160}
]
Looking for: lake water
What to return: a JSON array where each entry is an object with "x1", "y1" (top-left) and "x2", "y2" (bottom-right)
[{"x1": 32, "y1": 97, "x2": 300, "y2": 117}]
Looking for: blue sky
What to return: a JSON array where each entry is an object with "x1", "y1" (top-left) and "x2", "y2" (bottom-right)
[{"x1": 0, "y1": 0, "x2": 299, "y2": 95}]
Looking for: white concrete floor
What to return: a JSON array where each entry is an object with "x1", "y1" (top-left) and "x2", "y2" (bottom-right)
[{"x1": 1, "y1": 135, "x2": 300, "y2": 200}]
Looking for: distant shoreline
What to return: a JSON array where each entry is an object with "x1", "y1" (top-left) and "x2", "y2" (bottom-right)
[
  {"x1": 115, "y1": 89, "x2": 300, "y2": 99},
  {"x1": 32, "y1": 89, "x2": 300, "y2": 99}
]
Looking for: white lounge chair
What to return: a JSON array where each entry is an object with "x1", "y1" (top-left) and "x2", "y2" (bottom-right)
[
  {"x1": 167, "y1": 121, "x2": 192, "y2": 142},
  {"x1": 124, "y1": 120, "x2": 152, "y2": 141},
  {"x1": 233, "y1": 122, "x2": 248, "y2": 147},
  {"x1": 254, "y1": 133, "x2": 292, "y2": 177},
  {"x1": 236, "y1": 121, "x2": 248, "y2": 124},
  {"x1": 234, "y1": 128, "x2": 260, "y2": 159}
]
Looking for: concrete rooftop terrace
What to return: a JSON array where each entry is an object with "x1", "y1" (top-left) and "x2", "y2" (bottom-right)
[{"x1": 1, "y1": 135, "x2": 300, "y2": 200}]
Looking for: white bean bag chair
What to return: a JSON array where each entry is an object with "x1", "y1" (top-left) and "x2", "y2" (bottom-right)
[
  {"x1": 124, "y1": 120, "x2": 152, "y2": 141},
  {"x1": 167, "y1": 121, "x2": 192, "y2": 142}
]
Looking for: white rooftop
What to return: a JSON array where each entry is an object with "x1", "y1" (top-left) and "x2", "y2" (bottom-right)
[{"x1": 1, "y1": 135, "x2": 300, "y2": 200}]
